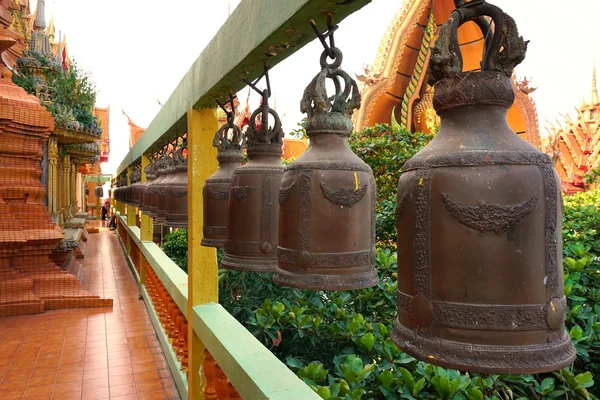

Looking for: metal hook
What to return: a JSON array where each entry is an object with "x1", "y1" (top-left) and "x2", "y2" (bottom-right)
[
  {"x1": 216, "y1": 92, "x2": 237, "y2": 123},
  {"x1": 310, "y1": 14, "x2": 338, "y2": 58},
  {"x1": 243, "y1": 63, "x2": 272, "y2": 99}
]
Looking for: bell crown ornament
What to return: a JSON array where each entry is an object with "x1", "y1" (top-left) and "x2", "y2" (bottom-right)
[
  {"x1": 391, "y1": 0, "x2": 575, "y2": 374},
  {"x1": 300, "y1": 48, "x2": 360, "y2": 136},
  {"x1": 273, "y1": 18, "x2": 378, "y2": 290}
]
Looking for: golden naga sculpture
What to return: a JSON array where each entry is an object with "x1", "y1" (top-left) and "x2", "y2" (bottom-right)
[
  {"x1": 354, "y1": 0, "x2": 541, "y2": 149},
  {"x1": 546, "y1": 64, "x2": 600, "y2": 193}
]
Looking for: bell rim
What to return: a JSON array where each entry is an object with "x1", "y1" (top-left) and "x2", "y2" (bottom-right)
[
  {"x1": 200, "y1": 237, "x2": 224, "y2": 248},
  {"x1": 391, "y1": 320, "x2": 576, "y2": 375},
  {"x1": 221, "y1": 253, "x2": 277, "y2": 272},
  {"x1": 272, "y1": 267, "x2": 378, "y2": 291}
]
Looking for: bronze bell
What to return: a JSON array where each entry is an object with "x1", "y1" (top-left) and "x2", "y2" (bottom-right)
[
  {"x1": 94, "y1": 185, "x2": 103, "y2": 198},
  {"x1": 273, "y1": 46, "x2": 378, "y2": 290},
  {"x1": 165, "y1": 145, "x2": 188, "y2": 228},
  {"x1": 156, "y1": 151, "x2": 177, "y2": 224},
  {"x1": 140, "y1": 161, "x2": 157, "y2": 214},
  {"x1": 132, "y1": 166, "x2": 142, "y2": 208},
  {"x1": 147, "y1": 155, "x2": 165, "y2": 219},
  {"x1": 221, "y1": 92, "x2": 284, "y2": 272},
  {"x1": 135, "y1": 167, "x2": 143, "y2": 207},
  {"x1": 201, "y1": 109, "x2": 244, "y2": 248},
  {"x1": 391, "y1": 1, "x2": 575, "y2": 374}
]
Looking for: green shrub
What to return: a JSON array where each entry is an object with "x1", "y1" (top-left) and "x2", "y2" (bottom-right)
[
  {"x1": 349, "y1": 124, "x2": 433, "y2": 203},
  {"x1": 349, "y1": 124, "x2": 432, "y2": 245},
  {"x1": 162, "y1": 229, "x2": 188, "y2": 273},
  {"x1": 13, "y1": 53, "x2": 99, "y2": 131},
  {"x1": 161, "y1": 133, "x2": 600, "y2": 399}
]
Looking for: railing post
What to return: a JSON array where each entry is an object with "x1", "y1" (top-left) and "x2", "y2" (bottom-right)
[
  {"x1": 126, "y1": 166, "x2": 135, "y2": 254},
  {"x1": 187, "y1": 107, "x2": 218, "y2": 400},
  {"x1": 140, "y1": 154, "x2": 152, "y2": 285}
]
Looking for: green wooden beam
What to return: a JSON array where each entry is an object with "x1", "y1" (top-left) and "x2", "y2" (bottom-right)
[{"x1": 116, "y1": 0, "x2": 371, "y2": 175}]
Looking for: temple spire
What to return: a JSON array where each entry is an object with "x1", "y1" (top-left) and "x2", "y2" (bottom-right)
[
  {"x1": 591, "y1": 60, "x2": 599, "y2": 105},
  {"x1": 34, "y1": 0, "x2": 46, "y2": 30}
]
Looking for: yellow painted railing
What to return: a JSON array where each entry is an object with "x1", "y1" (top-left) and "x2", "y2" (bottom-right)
[{"x1": 112, "y1": 1, "x2": 375, "y2": 398}]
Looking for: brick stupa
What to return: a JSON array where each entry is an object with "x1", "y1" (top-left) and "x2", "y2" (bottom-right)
[{"x1": 0, "y1": 11, "x2": 112, "y2": 315}]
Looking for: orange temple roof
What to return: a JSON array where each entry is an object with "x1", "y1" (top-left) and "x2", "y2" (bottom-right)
[{"x1": 354, "y1": 0, "x2": 540, "y2": 148}]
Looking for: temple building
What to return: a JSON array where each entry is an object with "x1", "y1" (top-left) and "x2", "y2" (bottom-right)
[
  {"x1": 546, "y1": 65, "x2": 600, "y2": 193},
  {"x1": 0, "y1": 0, "x2": 111, "y2": 316},
  {"x1": 354, "y1": 0, "x2": 541, "y2": 149}
]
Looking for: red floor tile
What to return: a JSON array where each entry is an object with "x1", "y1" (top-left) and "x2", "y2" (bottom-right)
[{"x1": 0, "y1": 226, "x2": 181, "y2": 400}]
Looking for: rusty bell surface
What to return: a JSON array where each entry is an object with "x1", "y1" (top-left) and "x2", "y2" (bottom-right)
[
  {"x1": 131, "y1": 168, "x2": 142, "y2": 207},
  {"x1": 140, "y1": 162, "x2": 156, "y2": 213},
  {"x1": 165, "y1": 147, "x2": 188, "y2": 228},
  {"x1": 141, "y1": 161, "x2": 157, "y2": 215},
  {"x1": 156, "y1": 152, "x2": 177, "y2": 224},
  {"x1": 273, "y1": 48, "x2": 378, "y2": 290},
  {"x1": 221, "y1": 102, "x2": 284, "y2": 272},
  {"x1": 391, "y1": 1, "x2": 575, "y2": 374},
  {"x1": 201, "y1": 112, "x2": 244, "y2": 248},
  {"x1": 147, "y1": 156, "x2": 166, "y2": 218}
]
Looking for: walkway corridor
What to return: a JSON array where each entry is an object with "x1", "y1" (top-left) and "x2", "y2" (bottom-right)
[{"x1": 0, "y1": 223, "x2": 180, "y2": 400}]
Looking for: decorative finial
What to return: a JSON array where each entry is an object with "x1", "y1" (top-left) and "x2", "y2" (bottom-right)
[
  {"x1": 34, "y1": 0, "x2": 46, "y2": 30},
  {"x1": 214, "y1": 95, "x2": 245, "y2": 152},
  {"x1": 301, "y1": 18, "x2": 361, "y2": 135},
  {"x1": 429, "y1": 0, "x2": 529, "y2": 86}
]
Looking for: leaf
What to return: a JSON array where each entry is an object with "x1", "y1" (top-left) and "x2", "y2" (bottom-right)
[
  {"x1": 399, "y1": 368, "x2": 414, "y2": 391},
  {"x1": 575, "y1": 371, "x2": 594, "y2": 389},
  {"x1": 537, "y1": 377, "x2": 555, "y2": 395},
  {"x1": 359, "y1": 333, "x2": 375, "y2": 353},
  {"x1": 317, "y1": 386, "x2": 331, "y2": 399},
  {"x1": 286, "y1": 356, "x2": 304, "y2": 369},
  {"x1": 570, "y1": 325, "x2": 583, "y2": 340},
  {"x1": 412, "y1": 377, "x2": 426, "y2": 396}
]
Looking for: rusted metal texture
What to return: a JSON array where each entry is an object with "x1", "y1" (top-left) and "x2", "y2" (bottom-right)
[
  {"x1": 156, "y1": 151, "x2": 177, "y2": 224},
  {"x1": 146, "y1": 156, "x2": 166, "y2": 218},
  {"x1": 391, "y1": 0, "x2": 575, "y2": 374},
  {"x1": 165, "y1": 146, "x2": 189, "y2": 228},
  {"x1": 140, "y1": 161, "x2": 157, "y2": 214}
]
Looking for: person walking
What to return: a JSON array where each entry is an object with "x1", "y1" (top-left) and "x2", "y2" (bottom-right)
[{"x1": 101, "y1": 198, "x2": 110, "y2": 221}]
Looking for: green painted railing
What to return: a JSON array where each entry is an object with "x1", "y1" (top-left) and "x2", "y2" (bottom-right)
[{"x1": 112, "y1": 1, "x2": 373, "y2": 398}]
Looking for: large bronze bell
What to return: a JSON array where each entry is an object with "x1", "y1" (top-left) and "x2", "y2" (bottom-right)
[
  {"x1": 146, "y1": 155, "x2": 165, "y2": 219},
  {"x1": 156, "y1": 151, "x2": 177, "y2": 224},
  {"x1": 221, "y1": 93, "x2": 284, "y2": 272},
  {"x1": 201, "y1": 109, "x2": 244, "y2": 248},
  {"x1": 273, "y1": 46, "x2": 378, "y2": 290},
  {"x1": 140, "y1": 161, "x2": 156, "y2": 214},
  {"x1": 391, "y1": 1, "x2": 575, "y2": 374},
  {"x1": 165, "y1": 145, "x2": 188, "y2": 228}
]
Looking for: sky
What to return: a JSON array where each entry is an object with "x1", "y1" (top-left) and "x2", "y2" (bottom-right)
[{"x1": 34, "y1": 0, "x2": 600, "y2": 175}]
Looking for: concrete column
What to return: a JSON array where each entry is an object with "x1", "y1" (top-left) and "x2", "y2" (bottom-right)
[{"x1": 186, "y1": 107, "x2": 218, "y2": 400}]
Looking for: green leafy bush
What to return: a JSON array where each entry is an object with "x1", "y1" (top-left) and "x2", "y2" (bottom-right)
[
  {"x1": 349, "y1": 124, "x2": 433, "y2": 203},
  {"x1": 217, "y1": 246, "x2": 596, "y2": 399},
  {"x1": 13, "y1": 52, "x2": 99, "y2": 132},
  {"x1": 161, "y1": 129, "x2": 600, "y2": 399},
  {"x1": 563, "y1": 190, "x2": 600, "y2": 381},
  {"x1": 162, "y1": 229, "x2": 188, "y2": 273},
  {"x1": 349, "y1": 124, "x2": 433, "y2": 244}
]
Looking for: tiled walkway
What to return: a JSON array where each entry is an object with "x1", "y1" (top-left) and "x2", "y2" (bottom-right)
[{"x1": 0, "y1": 222, "x2": 180, "y2": 400}]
